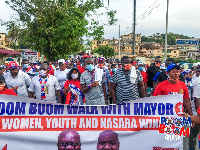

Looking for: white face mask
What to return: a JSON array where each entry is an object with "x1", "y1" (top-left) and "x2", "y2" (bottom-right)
[
  {"x1": 71, "y1": 74, "x2": 78, "y2": 79},
  {"x1": 39, "y1": 70, "x2": 47, "y2": 77}
]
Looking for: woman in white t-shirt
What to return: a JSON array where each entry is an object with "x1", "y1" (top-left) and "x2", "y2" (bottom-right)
[{"x1": 54, "y1": 59, "x2": 70, "y2": 103}]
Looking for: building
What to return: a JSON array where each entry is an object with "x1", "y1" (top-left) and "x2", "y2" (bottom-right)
[
  {"x1": 139, "y1": 42, "x2": 163, "y2": 57},
  {"x1": 176, "y1": 38, "x2": 200, "y2": 45},
  {"x1": 91, "y1": 33, "x2": 141, "y2": 56},
  {"x1": 173, "y1": 44, "x2": 198, "y2": 50},
  {"x1": 0, "y1": 33, "x2": 10, "y2": 49},
  {"x1": 179, "y1": 49, "x2": 188, "y2": 59},
  {"x1": 121, "y1": 33, "x2": 141, "y2": 44},
  {"x1": 165, "y1": 48, "x2": 180, "y2": 58},
  {"x1": 188, "y1": 50, "x2": 200, "y2": 60}
]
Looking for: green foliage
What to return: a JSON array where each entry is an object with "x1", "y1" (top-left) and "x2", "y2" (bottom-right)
[
  {"x1": 94, "y1": 45, "x2": 114, "y2": 58},
  {"x1": 141, "y1": 33, "x2": 192, "y2": 46},
  {"x1": 3, "y1": 0, "x2": 117, "y2": 61}
]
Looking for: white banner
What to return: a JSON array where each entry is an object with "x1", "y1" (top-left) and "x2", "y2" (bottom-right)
[{"x1": 0, "y1": 94, "x2": 185, "y2": 150}]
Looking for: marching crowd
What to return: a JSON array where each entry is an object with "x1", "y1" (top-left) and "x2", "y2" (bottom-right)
[{"x1": 1, "y1": 54, "x2": 200, "y2": 149}]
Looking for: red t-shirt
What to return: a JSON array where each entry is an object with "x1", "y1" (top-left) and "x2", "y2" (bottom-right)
[
  {"x1": 77, "y1": 65, "x2": 85, "y2": 74},
  {"x1": 141, "y1": 71, "x2": 148, "y2": 83},
  {"x1": 153, "y1": 80, "x2": 189, "y2": 99},
  {"x1": 0, "y1": 88, "x2": 17, "y2": 96},
  {"x1": 64, "y1": 79, "x2": 85, "y2": 104},
  {"x1": 197, "y1": 107, "x2": 200, "y2": 115}
]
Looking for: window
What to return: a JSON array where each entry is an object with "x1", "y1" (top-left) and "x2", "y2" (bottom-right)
[
  {"x1": 184, "y1": 52, "x2": 186, "y2": 54},
  {"x1": 1, "y1": 42, "x2": 3, "y2": 45},
  {"x1": 158, "y1": 51, "x2": 159, "y2": 53},
  {"x1": 150, "y1": 51, "x2": 151, "y2": 53},
  {"x1": 174, "y1": 51, "x2": 176, "y2": 53}
]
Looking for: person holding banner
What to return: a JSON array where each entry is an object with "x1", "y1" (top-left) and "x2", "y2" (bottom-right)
[
  {"x1": 97, "y1": 130, "x2": 120, "y2": 150},
  {"x1": 4, "y1": 61, "x2": 31, "y2": 97},
  {"x1": 29, "y1": 63, "x2": 62, "y2": 103},
  {"x1": 0, "y1": 75, "x2": 17, "y2": 96},
  {"x1": 55, "y1": 59, "x2": 70, "y2": 104},
  {"x1": 63, "y1": 67, "x2": 85, "y2": 105},
  {"x1": 57, "y1": 129, "x2": 81, "y2": 150},
  {"x1": 80, "y1": 57, "x2": 107, "y2": 105},
  {"x1": 153, "y1": 63, "x2": 193, "y2": 116},
  {"x1": 110, "y1": 56, "x2": 145, "y2": 104}
]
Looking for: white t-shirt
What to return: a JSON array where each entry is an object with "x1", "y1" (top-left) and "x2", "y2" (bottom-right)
[
  {"x1": 54, "y1": 69, "x2": 70, "y2": 88},
  {"x1": 4, "y1": 70, "x2": 31, "y2": 97},
  {"x1": 29, "y1": 75, "x2": 60, "y2": 103},
  {"x1": 193, "y1": 74, "x2": 200, "y2": 98}
]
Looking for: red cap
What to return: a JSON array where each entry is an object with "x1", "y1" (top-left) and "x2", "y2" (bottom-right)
[
  {"x1": 83, "y1": 55, "x2": 89, "y2": 58},
  {"x1": 132, "y1": 61, "x2": 137, "y2": 65},
  {"x1": 8, "y1": 61, "x2": 18, "y2": 69}
]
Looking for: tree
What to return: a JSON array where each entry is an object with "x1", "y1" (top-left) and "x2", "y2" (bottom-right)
[
  {"x1": 95, "y1": 45, "x2": 114, "y2": 58},
  {"x1": 3, "y1": 0, "x2": 117, "y2": 61}
]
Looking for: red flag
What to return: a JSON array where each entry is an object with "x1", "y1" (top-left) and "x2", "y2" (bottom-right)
[{"x1": 2, "y1": 144, "x2": 7, "y2": 150}]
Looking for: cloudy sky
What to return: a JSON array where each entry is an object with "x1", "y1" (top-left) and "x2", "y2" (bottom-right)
[{"x1": 1, "y1": 0, "x2": 200, "y2": 39}]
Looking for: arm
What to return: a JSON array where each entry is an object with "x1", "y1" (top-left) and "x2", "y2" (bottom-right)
[
  {"x1": 150, "y1": 81, "x2": 160, "y2": 96},
  {"x1": 28, "y1": 92, "x2": 35, "y2": 98},
  {"x1": 110, "y1": 82, "x2": 117, "y2": 104},
  {"x1": 54, "y1": 77, "x2": 62, "y2": 103},
  {"x1": 183, "y1": 98, "x2": 193, "y2": 116},
  {"x1": 56, "y1": 90, "x2": 62, "y2": 103},
  {"x1": 81, "y1": 81, "x2": 99, "y2": 95},
  {"x1": 138, "y1": 81, "x2": 145, "y2": 98},
  {"x1": 102, "y1": 83, "x2": 108, "y2": 104}
]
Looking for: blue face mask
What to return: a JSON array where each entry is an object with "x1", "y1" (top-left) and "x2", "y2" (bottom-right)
[
  {"x1": 139, "y1": 67, "x2": 143, "y2": 71},
  {"x1": 112, "y1": 68, "x2": 117, "y2": 72},
  {"x1": 86, "y1": 64, "x2": 94, "y2": 71},
  {"x1": 186, "y1": 77, "x2": 191, "y2": 81},
  {"x1": 23, "y1": 64, "x2": 29, "y2": 69}
]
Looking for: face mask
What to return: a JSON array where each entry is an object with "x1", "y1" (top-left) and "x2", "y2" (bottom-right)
[
  {"x1": 155, "y1": 62, "x2": 161, "y2": 67},
  {"x1": 35, "y1": 72, "x2": 39, "y2": 76},
  {"x1": 139, "y1": 67, "x2": 143, "y2": 71},
  {"x1": 0, "y1": 84, "x2": 5, "y2": 91},
  {"x1": 186, "y1": 77, "x2": 191, "y2": 81},
  {"x1": 112, "y1": 68, "x2": 117, "y2": 72},
  {"x1": 39, "y1": 70, "x2": 47, "y2": 77},
  {"x1": 124, "y1": 64, "x2": 132, "y2": 70},
  {"x1": 86, "y1": 64, "x2": 94, "y2": 72},
  {"x1": 98, "y1": 64, "x2": 104, "y2": 69},
  {"x1": 71, "y1": 74, "x2": 78, "y2": 79},
  {"x1": 23, "y1": 64, "x2": 29, "y2": 69}
]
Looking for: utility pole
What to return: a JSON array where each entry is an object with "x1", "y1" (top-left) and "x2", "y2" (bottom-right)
[
  {"x1": 164, "y1": 0, "x2": 169, "y2": 62},
  {"x1": 113, "y1": 37, "x2": 115, "y2": 58},
  {"x1": 132, "y1": 0, "x2": 136, "y2": 55},
  {"x1": 119, "y1": 25, "x2": 121, "y2": 60}
]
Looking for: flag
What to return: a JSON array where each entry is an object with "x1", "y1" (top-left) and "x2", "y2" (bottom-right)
[{"x1": 2, "y1": 144, "x2": 7, "y2": 150}]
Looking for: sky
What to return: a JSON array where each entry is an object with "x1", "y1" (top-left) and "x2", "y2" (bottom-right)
[{"x1": 1, "y1": 0, "x2": 200, "y2": 40}]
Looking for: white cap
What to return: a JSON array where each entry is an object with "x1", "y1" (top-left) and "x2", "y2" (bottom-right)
[
  {"x1": 160, "y1": 63, "x2": 165, "y2": 70},
  {"x1": 138, "y1": 61, "x2": 143, "y2": 65},
  {"x1": 58, "y1": 59, "x2": 65, "y2": 64}
]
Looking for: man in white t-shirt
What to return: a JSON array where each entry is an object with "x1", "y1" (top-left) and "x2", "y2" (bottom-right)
[
  {"x1": 4, "y1": 61, "x2": 31, "y2": 97},
  {"x1": 54, "y1": 59, "x2": 70, "y2": 103},
  {"x1": 29, "y1": 63, "x2": 62, "y2": 103}
]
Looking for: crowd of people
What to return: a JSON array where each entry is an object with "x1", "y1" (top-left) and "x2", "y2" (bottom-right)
[{"x1": 0, "y1": 54, "x2": 200, "y2": 149}]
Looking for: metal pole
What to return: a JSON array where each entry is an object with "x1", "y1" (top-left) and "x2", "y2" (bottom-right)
[
  {"x1": 119, "y1": 25, "x2": 121, "y2": 60},
  {"x1": 164, "y1": 0, "x2": 169, "y2": 62},
  {"x1": 113, "y1": 37, "x2": 115, "y2": 58},
  {"x1": 133, "y1": 0, "x2": 136, "y2": 55}
]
